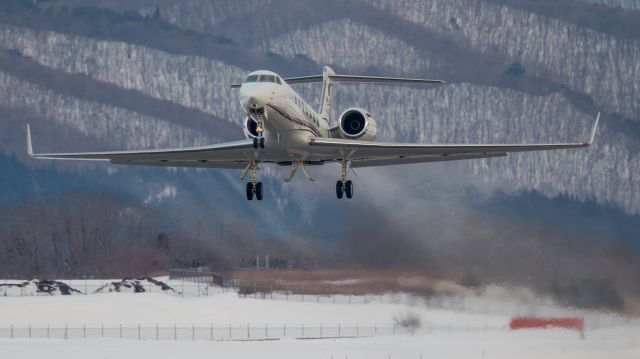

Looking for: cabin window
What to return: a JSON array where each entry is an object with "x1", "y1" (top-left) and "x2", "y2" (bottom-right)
[{"x1": 275, "y1": 77, "x2": 282, "y2": 85}]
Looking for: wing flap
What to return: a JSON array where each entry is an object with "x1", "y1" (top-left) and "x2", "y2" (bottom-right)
[
  {"x1": 350, "y1": 152, "x2": 507, "y2": 168},
  {"x1": 110, "y1": 159, "x2": 247, "y2": 169}
]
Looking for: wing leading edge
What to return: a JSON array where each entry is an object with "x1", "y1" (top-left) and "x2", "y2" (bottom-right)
[
  {"x1": 309, "y1": 113, "x2": 600, "y2": 168},
  {"x1": 26, "y1": 124, "x2": 254, "y2": 169}
]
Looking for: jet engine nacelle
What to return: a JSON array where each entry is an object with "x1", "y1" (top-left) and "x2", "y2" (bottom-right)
[
  {"x1": 338, "y1": 108, "x2": 377, "y2": 141},
  {"x1": 243, "y1": 117, "x2": 259, "y2": 139}
]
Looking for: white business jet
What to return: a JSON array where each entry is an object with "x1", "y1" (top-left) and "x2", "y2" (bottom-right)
[{"x1": 27, "y1": 66, "x2": 599, "y2": 200}]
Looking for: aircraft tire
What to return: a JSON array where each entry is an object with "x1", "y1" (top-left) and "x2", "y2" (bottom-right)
[
  {"x1": 336, "y1": 181, "x2": 344, "y2": 199},
  {"x1": 246, "y1": 182, "x2": 254, "y2": 200},
  {"x1": 345, "y1": 180, "x2": 353, "y2": 199},
  {"x1": 256, "y1": 182, "x2": 263, "y2": 200}
]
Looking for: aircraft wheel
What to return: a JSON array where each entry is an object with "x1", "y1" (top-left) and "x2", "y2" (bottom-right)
[
  {"x1": 336, "y1": 181, "x2": 344, "y2": 199},
  {"x1": 252, "y1": 138, "x2": 259, "y2": 149},
  {"x1": 246, "y1": 182, "x2": 254, "y2": 200},
  {"x1": 255, "y1": 182, "x2": 263, "y2": 201},
  {"x1": 259, "y1": 137, "x2": 265, "y2": 148},
  {"x1": 345, "y1": 180, "x2": 353, "y2": 199}
]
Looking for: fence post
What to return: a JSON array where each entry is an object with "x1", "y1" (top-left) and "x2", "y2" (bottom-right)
[
  {"x1": 284, "y1": 323, "x2": 286, "y2": 337},
  {"x1": 320, "y1": 322, "x2": 323, "y2": 337},
  {"x1": 301, "y1": 323, "x2": 304, "y2": 338},
  {"x1": 156, "y1": 323, "x2": 159, "y2": 340},
  {"x1": 247, "y1": 323, "x2": 250, "y2": 339},
  {"x1": 101, "y1": 323, "x2": 104, "y2": 338},
  {"x1": 375, "y1": 323, "x2": 377, "y2": 336},
  {"x1": 338, "y1": 323, "x2": 341, "y2": 337},
  {"x1": 47, "y1": 324, "x2": 50, "y2": 339},
  {"x1": 265, "y1": 323, "x2": 268, "y2": 338},
  {"x1": 229, "y1": 324, "x2": 231, "y2": 339},
  {"x1": 10, "y1": 324, "x2": 13, "y2": 339},
  {"x1": 119, "y1": 324, "x2": 122, "y2": 339},
  {"x1": 192, "y1": 324, "x2": 195, "y2": 341},
  {"x1": 174, "y1": 324, "x2": 177, "y2": 341},
  {"x1": 356, "y1": 323, "x2": 359, "y2": 337},
  {"x1": 65, "y1": 324, "x2": 68, "y2": 340},
  {"x1": 29, "y1": 324, "x2": 31, "y2": 339},
  {"x1": 210, "y1": 324, "x2": 213, "y2": 341},
  {"x1": 83, "y1": 324, "x2": 86, "y2": 339}
]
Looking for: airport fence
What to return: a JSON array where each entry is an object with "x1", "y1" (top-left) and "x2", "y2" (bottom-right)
[{"x1": 0, "y1": 322, "x2": 479, "y2": 341}]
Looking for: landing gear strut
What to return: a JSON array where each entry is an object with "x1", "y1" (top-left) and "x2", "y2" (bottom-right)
[
  {"x1": 336, "y1": 160, "x2": 354, "y2": 199},
  {"x1": 242, "y1": 161, "x2": 263, "y2": 201},
  {"x1": 252, "y1": 111, "x2": 266, "y2": 149}
]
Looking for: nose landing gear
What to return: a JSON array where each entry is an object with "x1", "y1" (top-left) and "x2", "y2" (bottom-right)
[
  {"x1": 251, "y1": 110, "x2": 266, "y2": 149},
  {"x1": 252, "y1": 137, "x2": 265, "y2": 149}
]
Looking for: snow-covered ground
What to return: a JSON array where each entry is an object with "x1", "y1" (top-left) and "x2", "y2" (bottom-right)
[
  {"x1": 1, "y1": 327, "x2": 638, "y2": 359},
  {"x1": 0, "y1": 280, "x2": 638, "y2": 358}
]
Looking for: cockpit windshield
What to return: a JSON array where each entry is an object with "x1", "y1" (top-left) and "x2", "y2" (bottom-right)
[
  {"x1": 243, "y1": 74, "x2": 281, "y2": 84},
  {"x1": 244, "y1": 75, "x2": 259, "y2": 83},
  {"x1": 258, "y1": 75, "x2": 276, "y2": 83}
]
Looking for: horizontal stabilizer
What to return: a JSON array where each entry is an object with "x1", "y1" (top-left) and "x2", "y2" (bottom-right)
[
  {"x1": 285, "y1": 74, "x2": 446, "y2": 85},
  {"x1": 231, "y1": 73, "x2": 445, "y2": 88}
]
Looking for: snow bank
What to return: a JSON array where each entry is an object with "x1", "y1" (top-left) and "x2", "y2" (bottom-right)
[
  {"x1": 93, "y1": 277, "x2": 176, "y2": 294},
  {"x1": 0, "y1": 280, "x2": 81, "y2": 296}
]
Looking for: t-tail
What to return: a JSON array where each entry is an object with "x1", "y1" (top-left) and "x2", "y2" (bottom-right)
[{"x1": 268, "y1": 66, "x2": 446, "y2": 123}]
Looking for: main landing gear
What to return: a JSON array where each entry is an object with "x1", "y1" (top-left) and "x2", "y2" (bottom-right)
[
  {"x1": 336, "y1": 160, "x2": 354, "y2": 199},
  {"x1": 242, "y1": 161, "x2": 263, "y2": 201},
  {"x1": 246, "y1": 181, "x2": 263, "y2": 201}
]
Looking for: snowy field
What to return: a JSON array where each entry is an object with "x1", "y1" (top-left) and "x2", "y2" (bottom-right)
[
  {"x1": 2, "y1": 329, "x2": 639, "y2": 359},
  {"x1": 0, "y1": 279, "x2": 638, "y2": 358}
]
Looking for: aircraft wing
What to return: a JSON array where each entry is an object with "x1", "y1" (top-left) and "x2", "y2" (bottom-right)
[
  {"x1": 27, "y1": 125, "x2": 254, "y2": 169},
  {"x1": 309, "y1": 114, "x2": 599, "y2": 168}
]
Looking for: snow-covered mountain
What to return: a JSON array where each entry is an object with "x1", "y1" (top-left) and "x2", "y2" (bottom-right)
[{"x1": 0, "y1": 1, "x2": 638, "y2": 229}]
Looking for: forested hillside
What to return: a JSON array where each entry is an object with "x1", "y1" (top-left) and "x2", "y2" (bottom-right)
[{"x1": 1, "y1": 0, "x2": 639, "y2": 311}]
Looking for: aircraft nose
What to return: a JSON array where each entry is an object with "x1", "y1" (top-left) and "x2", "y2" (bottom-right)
[{"x1": 240, "y1": 84, "x2": 273, "y2": 110}]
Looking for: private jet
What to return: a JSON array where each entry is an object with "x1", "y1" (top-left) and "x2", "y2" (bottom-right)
[{"x1": 27, "y1": 66, "x2": 599, "y2": 200}]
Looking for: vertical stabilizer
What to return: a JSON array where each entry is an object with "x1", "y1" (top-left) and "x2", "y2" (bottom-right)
[{"x1": 319, "y1": 66, "x2": 335, "y2": 122}]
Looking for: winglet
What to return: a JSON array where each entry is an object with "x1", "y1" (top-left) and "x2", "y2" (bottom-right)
[
  {"x1": 587, "y1": 112, "x2": 600, "y2": 146},
  {"x1": 26, "y1": 123, "x2": 34, "y2": 157}
]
